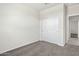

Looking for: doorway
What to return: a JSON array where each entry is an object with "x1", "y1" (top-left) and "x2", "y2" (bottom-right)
[{"x1": 67, "y1": 15, "x2": 79, "y2": 46}]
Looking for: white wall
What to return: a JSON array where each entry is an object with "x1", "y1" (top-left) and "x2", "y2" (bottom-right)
[
  {"x1": 0, "y1": 4, "x2": 40, "y2": 54},
  {"x1": 40, "y1": 4, "x2": 66, "y2": 46},
  {"x1": 68, "y1": 4, "x2": 79, "y2": 16}
]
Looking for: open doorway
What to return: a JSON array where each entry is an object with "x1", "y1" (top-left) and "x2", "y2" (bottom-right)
[{"x1": 67, "y1": 15, "x2": 79, "y2": 46}]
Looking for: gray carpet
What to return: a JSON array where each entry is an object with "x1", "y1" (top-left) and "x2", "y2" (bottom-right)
[{"x1": 0, "y1": 41, "x2": 79, "y2": 56}]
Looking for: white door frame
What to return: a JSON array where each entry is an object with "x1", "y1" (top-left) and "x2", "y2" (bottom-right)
[{"x1": 66, "y1": 14, "x2": 79, "y2": 43}]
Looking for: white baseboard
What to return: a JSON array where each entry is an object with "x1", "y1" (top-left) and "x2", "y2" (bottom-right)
[
  {"x1": 0, "y1": 40, "x2": 39, "y2": 54},
  {"x1": 0, "y1": 40, "x2": 65, "y2": 54},
  {"x1": 40, "y1": 40, "x2": 65, "y2": 46}
]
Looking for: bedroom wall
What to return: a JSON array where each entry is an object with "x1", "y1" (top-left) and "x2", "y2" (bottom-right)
[
  {"x1": 40, "y1": 4, "x2": 66, "y2": 46},
  {"x1": 0, "y1": 4, "x2": 40, "y2": 54},
  {"x1": 67, "y1": 4, "x2": 79, "y2": 16}
]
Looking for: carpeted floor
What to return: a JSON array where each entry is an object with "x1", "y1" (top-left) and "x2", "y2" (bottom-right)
[
  {"x1": 0, "y1": 41, "x2": 79, "y2": 56},
  {"x1": 67, "y1": 38, "x2": 79, "y2": 46}
]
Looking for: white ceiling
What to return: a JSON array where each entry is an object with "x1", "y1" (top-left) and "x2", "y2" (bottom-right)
[
  {"x1": 0, "y1": 3, "x2": 59, "y2": 11},
  {"x1": 24, "y1": 3, "x2": 79, "y2": 11},
  {"x1": 0, "y1": 3, "x2": 79, "y2": 11},
  {"x1": 24, "y1": 3, "x2": 59, "y2": 11}
]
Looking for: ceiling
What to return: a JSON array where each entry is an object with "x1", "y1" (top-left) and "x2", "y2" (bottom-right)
[
  {"x1": 24, "y1": 3, "x2": 59, "y2": 11},
  {"x1": 24, "y1": 3, "x2": 79, "y2": 11},
  {"x1": 0, "y1": 3, "x2": 59, "y2": 11},
  {"x1": 0, "y1": 3, "x2": 79, "y2": 11}
]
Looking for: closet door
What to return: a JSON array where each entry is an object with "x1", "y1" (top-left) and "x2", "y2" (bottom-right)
[{"x1": 40, "y1": 4, "x2": 65, "y2": 46}]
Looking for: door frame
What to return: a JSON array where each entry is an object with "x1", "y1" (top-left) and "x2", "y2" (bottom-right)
[{"x1": 66, "y1": 14, "x2": 79, "y2": 43}]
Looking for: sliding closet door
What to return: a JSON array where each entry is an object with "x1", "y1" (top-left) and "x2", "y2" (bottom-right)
[{"x1": 40, "y1": 4, "x2": 66, "y2": 46}]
